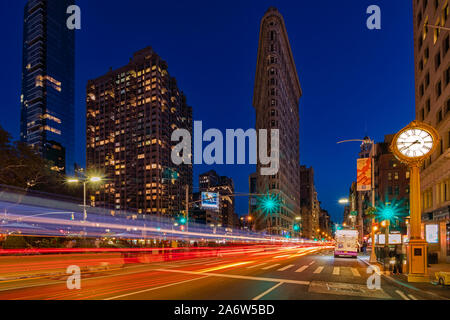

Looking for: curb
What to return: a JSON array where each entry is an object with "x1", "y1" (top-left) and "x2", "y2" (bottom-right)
[{"x1": 358, "y1": 256, "x2": 449, "y2": 300}]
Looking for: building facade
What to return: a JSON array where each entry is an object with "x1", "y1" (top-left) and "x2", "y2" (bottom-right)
[
  {"x1": 253, "y1": 7, "x2": 302, "y2": 235},
  {"x1": 86, "y1": 47, "x2": 193, "y2": 217},
  {"x1": 199, "y1": 170, "x2": 237, "y2": 228},
  {"x1": 20, "y1": 0, "x2": 75, "y2": 173},
  {"x1": 300, "y1": 165, "x2": 320, "y2": 239},
  {"x1": 413, "y1": 0, "x2": 450, "y2": 263},
  {"x1": 319, "y1": 209, "x2": 331, "y2": 238}
]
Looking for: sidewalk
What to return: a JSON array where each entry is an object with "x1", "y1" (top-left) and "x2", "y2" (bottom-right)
[{"x1": 358, "y1": 252, "x2": 450, "y2": 300}]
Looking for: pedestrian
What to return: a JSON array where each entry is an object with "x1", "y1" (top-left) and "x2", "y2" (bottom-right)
[{"x1": 393, "y1": 245, "x2": 403, "y2": 275}]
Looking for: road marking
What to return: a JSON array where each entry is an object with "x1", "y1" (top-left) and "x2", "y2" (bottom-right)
[
  {"x1": 252, "y1": 282, "x2": 284, "y2": 300},
  {"x1": 277, "y1": 264, "x2": 294, "y2": 271},
  {"x1": 155, "y1": 268, "x2": 310, "y2": 286},
  {"x1": 408, "y1": 294, "x2": 418, "y2": 300},
  {"x1": 295, "y1": 265, "x2": 309, "y2": 273},
  {"x1": 262, "y1": 264, "x2": 281, "y2": 270},
  {"x1": 313, "y1": 266, "x2": 324, "y2": 274},
  {"x1": 309, "y1": 261, "x2": 315, "y2": 266},
  {"x1": 247, "y1": 263, "x2": 267, "y2": 269},
  {"x1": 105, "y1": 275, "x2": 210, "y2": 300},
  {"x1": 333, "y1": 267, "x2": 340, "y2": 275},
  {"x1": 395, "y1": 290, "x2": 410, "y2": 300},
  {"x1": 351, "y1": 268, "x2": 361, "y2": 277},
  {"x1": 199, "y1": 261, "x2": 252, "y2": 273}
]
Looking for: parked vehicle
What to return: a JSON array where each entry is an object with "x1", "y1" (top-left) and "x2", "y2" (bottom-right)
[
  {"x1": 435, "y1": 272, "x2": 450, "y2": 286},
  {"x1": 334, "y1": 230, "x2": 359, "y2": 258}
]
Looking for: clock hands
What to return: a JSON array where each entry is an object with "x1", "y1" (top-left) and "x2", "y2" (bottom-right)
[{"x1": 399, "y1": 140, "x2": 420, "y2": 152}]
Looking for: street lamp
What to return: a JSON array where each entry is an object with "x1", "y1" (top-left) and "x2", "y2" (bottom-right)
[
  {"x1": 338, "y1": 198, "x2": 349, "y2": 204},
  {"x1": 67, "y1": 175, "x2": 102, "y2": 221},
  {"x1": 338, "y1": 137, "x2": 377, "y2": 263}
]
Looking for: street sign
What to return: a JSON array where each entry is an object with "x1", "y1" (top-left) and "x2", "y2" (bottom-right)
[{"x1": 350, "y1": 211, "x2": 357, "y2": 216}]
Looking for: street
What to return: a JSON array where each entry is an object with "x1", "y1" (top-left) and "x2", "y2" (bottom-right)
[{"x1": 0, "y1": 247, "x2": 442, "y2": 300}]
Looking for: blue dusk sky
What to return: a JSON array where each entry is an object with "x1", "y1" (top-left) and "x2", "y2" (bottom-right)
[{"x1": 0, "y1": 0, "x2": 415, "y2": 223}]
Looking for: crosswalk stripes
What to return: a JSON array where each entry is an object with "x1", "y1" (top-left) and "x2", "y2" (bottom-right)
[
  {"x1": 277, "y1": 264, "x2": 294, "y2": 271},
  {"x1": 395, "y1": 290, "x2": 410, "y2": 300},
  {"x1": 408, "y1": 294, "x2": 418, "y2": 300},
  {"x1": 351, "y1": 268, "x2": 361, "y2": 277},
  {"x1": 243, "y1": 262, "x2": 367, "y2": 279},
  {"x1": 295, "y1": 265, "x2": 309, "y2": 273},
  {"x1": 262, "y1": 264, "x2": 281, "y2": 270},
  {"x1": 313, "y1": 266, "x2": 324, "y2": 274}
]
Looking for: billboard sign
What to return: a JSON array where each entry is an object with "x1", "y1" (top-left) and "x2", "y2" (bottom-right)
[
  {"x1": 425, "y1": 224, "x2": 439, "y2": 244},
  {"x1": 357, "y1": 158, "x2": 372, "y2": 191},
  {"x1": 377, "y1": 234, "x2": 403, "y2": 244},
  {"x1": 201, "y1": 192, "x2": 220, "y2": 210}
]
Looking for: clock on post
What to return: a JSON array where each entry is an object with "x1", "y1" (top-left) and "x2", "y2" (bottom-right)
[{"x1": 390, "y1": 121, "x2": 440, "y2": 283}]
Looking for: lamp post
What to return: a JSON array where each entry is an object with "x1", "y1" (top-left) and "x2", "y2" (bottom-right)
[
  {"x1": 338, "y1": 137, "x2": 377, "y2": 263},
  {"x1": 67, "y1": 175, "x2": 102, "y2": 222}
]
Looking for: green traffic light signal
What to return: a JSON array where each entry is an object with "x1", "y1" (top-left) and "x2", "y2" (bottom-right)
[
  {"x1": 179, "y1": 217, "x2": 187, "y2": 225},
  {"x1": 293, "y1": 224, "x2": 300, "y2": 231}
]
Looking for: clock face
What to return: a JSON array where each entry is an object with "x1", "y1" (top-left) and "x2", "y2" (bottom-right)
[{"x1": 396, "y1": 128, "x2": 434, "y2": 158}]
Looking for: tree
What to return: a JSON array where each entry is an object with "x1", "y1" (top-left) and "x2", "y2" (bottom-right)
[{"x1": 0, "y1": 125, "x2": 81, "y2": 198}]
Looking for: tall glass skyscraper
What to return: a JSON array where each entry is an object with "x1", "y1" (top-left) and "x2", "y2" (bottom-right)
[{"x1": 20, "y1": 0, "x2": 75, "y2": 173}]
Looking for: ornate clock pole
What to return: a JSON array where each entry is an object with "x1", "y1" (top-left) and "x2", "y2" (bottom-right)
[{"x1": 390, "y1": 121, "x2": 440, "y2": 282}]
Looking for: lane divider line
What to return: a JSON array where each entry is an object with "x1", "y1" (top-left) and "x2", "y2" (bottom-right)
[
  {"x1": 155, "y1": 268, "x2": 311, "y2": 286},
  {"x1": 332, "y1": 267, "x2": 340, "y2": 275},
  {"x1": 105, "y1": 275, "x2": 210, "y2": 300},
  {"x1": 252, "y1": 282, "x2": 284, "y2": 300}
]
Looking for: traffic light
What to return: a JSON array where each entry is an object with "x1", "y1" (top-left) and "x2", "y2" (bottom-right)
[
  {"x1": 179, "y1": 217, "x2": 187, "y2": 225},
  {"x1": 256, "y1": 192, "x2": 281, "y2": 216},
  {"x1": 293, "y1": 224, "x2": 300, "y2": 231}
]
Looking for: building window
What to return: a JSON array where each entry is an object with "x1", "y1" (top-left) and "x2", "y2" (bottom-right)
[
  {"x1": 436, "y1": 80, "x2": 442, "y2": 97},
  {"x1": 394, "y1": 172, "x2": 399, "y2": 180},
  {"x1": 437, "y1": 109, "x2": 443, "y2": 123},
  {"x1": 434, "y1": 19, "x2": 441, "y2": 43},
  {"x1": 444, "y1": 35, "x2": 450, "y2": 56},
  {"x1": 388, "y1": 173, "x2": 392, "y2": 181},
  {"x1": 444, "y1": 4, "x2": 449, "y2": 25},
  {"x1": 435, "y1": 51, "x2": 441, "y2": 70},
  {"x1": 446, "y1": 67, "x2": 450, "y2": 85}
]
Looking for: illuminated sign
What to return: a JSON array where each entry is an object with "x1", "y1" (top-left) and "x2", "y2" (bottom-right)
[
  {"x1": 377, "y1": 234, "x2": 402, "y2": 245},
  {"x1": 357, "y1": 158, "x2": 372, "y2": 191},
  {"x1": 201, "y1": 192, "x2": 220, "y2": 209},
  {"x1": 426, "y1": 224, "x2": 439, "y2": 244}
]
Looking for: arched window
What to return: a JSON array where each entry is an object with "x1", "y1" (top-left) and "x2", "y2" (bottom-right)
[{"x1": 270, "y1": 31, "x2": 276, "y2": 41}]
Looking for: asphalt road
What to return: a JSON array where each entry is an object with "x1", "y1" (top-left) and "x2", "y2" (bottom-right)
[{"x1": 0, "y1": 246, "x2": 443, "y2": 300}]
